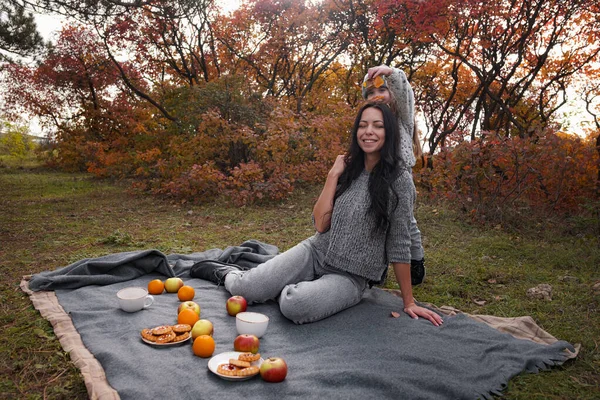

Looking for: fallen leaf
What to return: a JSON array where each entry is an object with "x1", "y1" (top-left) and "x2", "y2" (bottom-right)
[
  {"x1": 473, "y1": 299, "x2": 487, "y2": 306},
  {"x1": 390, "y1": 311, "x2": 401, "y2": 318},
  {"x1": 487, "y1": 279, "x2": 497, "y2": 284}
]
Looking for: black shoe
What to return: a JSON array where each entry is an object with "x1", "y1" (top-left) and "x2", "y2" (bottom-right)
[
  {"x1": 190, "y1": 260, "x2": 246, "y2": 285},
  {"x1": 410, "y1": 258, "x2": 426, "y2": 286}
]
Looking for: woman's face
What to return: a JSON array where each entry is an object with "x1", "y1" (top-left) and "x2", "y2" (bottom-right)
[
  {"x1": 366, "y1": 87, "x2": 391, "y2": 103},
  {"x1": 357, "y1": 107, "x2": 386, "y2": 155}
]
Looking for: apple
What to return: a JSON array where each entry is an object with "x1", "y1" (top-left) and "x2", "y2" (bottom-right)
[
  {"x1": 259, "y1": 357, "x2": 287, "y2": 383},
  {"x1": 226, "y1": 295, "x2": 247, "y2": 316},
  {"x1": 233, "y1": 334, "x2": 260, "y2": 354},
  {"x1": 177, "y1": 301, "x2": 201, "y2": 316},
  {"x1": 191, "y1": 319, "x2": 214, "y2": 339},
  {"x1": 164, "y1": 277, "x2": 184, "y2": 293}
]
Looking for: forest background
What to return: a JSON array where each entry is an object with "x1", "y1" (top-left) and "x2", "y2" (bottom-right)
[{"x1": 1, "y1": 0, "x2": 599, "y2": 227}]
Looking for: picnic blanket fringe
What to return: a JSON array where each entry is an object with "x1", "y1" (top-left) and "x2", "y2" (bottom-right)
[
  {"x1": 20, "y1": 277, "x2": 120, "y2": 400},
  {"x1": 474, "y1": 349, "x2": 575, "y2": 400}
]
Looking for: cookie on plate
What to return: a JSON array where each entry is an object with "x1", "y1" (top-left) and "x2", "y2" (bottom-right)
[{"x1": 238, "y1": 352, "x2": 261, "y2": 362}]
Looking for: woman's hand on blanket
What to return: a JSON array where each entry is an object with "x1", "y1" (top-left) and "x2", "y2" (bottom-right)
[{"x1": 403, "y1": 303, "x2": 444, "y2": 327}]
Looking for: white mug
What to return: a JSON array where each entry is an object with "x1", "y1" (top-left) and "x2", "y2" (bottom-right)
[{"x1": 117, "y1": 287, "x2": 154, "y2": 312}]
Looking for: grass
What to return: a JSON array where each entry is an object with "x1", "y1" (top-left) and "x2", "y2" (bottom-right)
[{"x1": 1, "y1": 157, "x2": 599, "y2": 399}]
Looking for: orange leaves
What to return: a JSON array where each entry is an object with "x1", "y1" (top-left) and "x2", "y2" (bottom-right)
[
  {"x1": 373, "y1": 75, "x2": 385, "y2": 88},
  {"x1": 137, "y1": 148, "x2": 162, "y2": 163},
  {"x1": 362, "y1": 75, "x2": 385, "y2": 90}
]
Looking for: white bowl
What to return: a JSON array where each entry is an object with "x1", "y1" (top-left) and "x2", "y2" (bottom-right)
[{"x1": 236, "y1": 312, "x2": 269, "y2": 338}]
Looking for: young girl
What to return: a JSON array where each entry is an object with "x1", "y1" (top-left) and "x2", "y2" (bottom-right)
[
  {"x1": 362, "y1": 65, "x2": 426, "y2": 285},
  {"x1": 193, "y1": 103, "x2": 442, "y2": 327}
]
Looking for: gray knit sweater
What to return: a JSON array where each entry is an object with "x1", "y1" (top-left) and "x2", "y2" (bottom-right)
[
  {"x1": 387, "y1": 68, "x2": 416, "y2": 168},
  {"x1": 310, "y1": 169, "x2": 415, "y2": 283}
]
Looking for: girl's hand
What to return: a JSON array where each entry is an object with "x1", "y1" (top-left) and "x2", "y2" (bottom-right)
[
  {"x1": 367, "y1": 65, "x2": 393, "y2": 79},
  {"x1": 404, "y1": 303, "x2": 444, "y2": 327},
  {"x1": 329, "y1": 154, "x2": 346, "y2": 178}
]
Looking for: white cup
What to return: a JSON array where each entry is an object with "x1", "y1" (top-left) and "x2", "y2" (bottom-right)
[{"x1": 117, "y1": 287, "x2": 154, "y2": 312}]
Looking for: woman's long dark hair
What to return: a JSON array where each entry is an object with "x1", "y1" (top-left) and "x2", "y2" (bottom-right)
[{"x1": 334, "y1": 102, "x2": 404, "y2": 233}]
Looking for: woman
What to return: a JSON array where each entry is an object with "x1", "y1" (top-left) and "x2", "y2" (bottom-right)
[
  {"x1": 362, "y1": 65, "x2": 426, "y2": 285},
  {"x1": 193, "y1": 103, "x2": 442, "y2": 326}
]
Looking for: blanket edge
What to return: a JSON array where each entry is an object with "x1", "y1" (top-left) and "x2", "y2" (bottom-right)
[{"x1": 20, "y1": 278, "x2": 120, "y2": 400}]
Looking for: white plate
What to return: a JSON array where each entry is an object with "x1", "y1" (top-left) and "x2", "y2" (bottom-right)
[
  {"x1": 207, "y1": 351, "x2": 263, "y2": 381},
  {"x1": 141, "y1": 335, "x2": 191, "y2": 346}
]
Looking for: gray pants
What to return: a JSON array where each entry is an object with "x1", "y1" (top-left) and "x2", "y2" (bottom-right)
[{"x1": 224, "y1": 239, "x2": 368, "y2": 324}]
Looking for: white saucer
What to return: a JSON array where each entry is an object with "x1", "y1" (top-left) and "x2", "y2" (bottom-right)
[{"x1": 207, "y1": 351, "x2": 263, "y2": 381}]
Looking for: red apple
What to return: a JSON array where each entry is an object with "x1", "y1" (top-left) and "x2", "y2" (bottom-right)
[
  {"x1": 259, "y1": 357, "x2": 287, "y2": 382},
  {"x1": 177, "y1": 300, "x2": 201, "y2": 316},
  {"x1": 226, "y1": 295, "x2": 247, "y2": 316},
  {"x1": 164, "y1": 277, "x2": 184, "y2": 293},
  {"x1": 191, "y1": 319, "x2": 214, "y2": 339},
  {"x1": 233, "y1": 334, "x2": 259, "y2": 354}
]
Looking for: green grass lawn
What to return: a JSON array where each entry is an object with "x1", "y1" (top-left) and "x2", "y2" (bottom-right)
[{"x1": 1, "y1": 161, "x2": 598, "y2": 399}]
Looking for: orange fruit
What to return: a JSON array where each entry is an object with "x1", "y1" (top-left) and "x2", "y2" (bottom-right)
[
  {"x1": 178, "y1": 308, "x2": 199, "y2": 326},
  {"x1": 177, "y1": 285, "x2": 195, "y2": 301},
  {"x1": 147, "y1": 279, "x2": 164, "y2": 295},
  {"x1": 192, "y1": 335, "x2": 215, "y2": 358}
]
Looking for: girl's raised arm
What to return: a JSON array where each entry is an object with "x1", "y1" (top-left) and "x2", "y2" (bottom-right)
[{"x1": 385, "y1": 67, "x2": 414, "y2": 134}]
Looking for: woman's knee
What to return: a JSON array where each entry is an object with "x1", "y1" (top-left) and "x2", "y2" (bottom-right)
[
  {"x1": 278, "y1": 282, "x2": 362, "y2": 325},
  {"x1": 278, "y1": 284, "x2": 317, "y2": 324}
]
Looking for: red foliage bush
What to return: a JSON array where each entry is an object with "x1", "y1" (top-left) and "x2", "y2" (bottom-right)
[
  {"x1": 115, "y1": 92, "x2": 353, "y2": 206},
  {"x1": 158, "y1": 162, "x2": 226, "y2": 200},
  {"x1": 417, "y1": 130, "x2": 599, "y2": 224}
]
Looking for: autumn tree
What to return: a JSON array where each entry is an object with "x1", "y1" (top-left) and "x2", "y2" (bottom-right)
[
  {"x1": 21, "y1": 0, "x2": 224, "y2": 124},
  {"x1": 375, "y1": 0, "x2": 600, "y2": 154},
  {"x1": 214, "y1": 0, "x2": 354, "y2": 113},
  {"x1": 1, "y1": 25, "x2": 158, "y2": 172},
  {"x1": 581, "y1": 64, "x2": 600, "y2": 201}
]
